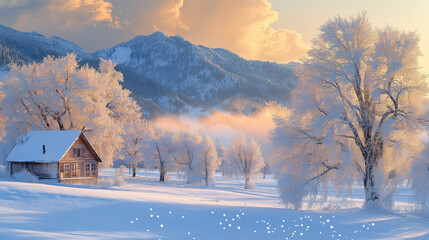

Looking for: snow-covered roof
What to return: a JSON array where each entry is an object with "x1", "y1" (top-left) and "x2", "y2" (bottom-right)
[{"x1": 6, "y1": 130, "x2": 82, "y2": 163}]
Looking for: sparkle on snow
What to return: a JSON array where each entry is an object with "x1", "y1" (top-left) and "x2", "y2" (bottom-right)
[{"x1": 127, "y1": 207, "x2": 376, "y2": 239}]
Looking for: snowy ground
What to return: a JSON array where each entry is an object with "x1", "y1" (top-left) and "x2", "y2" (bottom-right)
[{"x1": 0, "y1": 169, "x2": 428, "y2": 240}]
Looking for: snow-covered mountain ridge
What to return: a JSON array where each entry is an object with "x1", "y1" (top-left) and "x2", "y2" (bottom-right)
[
  {"x1": 0, "y1": 24, "x2": 92, "y2": 65},
  {"x1": 0, "y1": 25, "x2": 297, "y2": 117}
]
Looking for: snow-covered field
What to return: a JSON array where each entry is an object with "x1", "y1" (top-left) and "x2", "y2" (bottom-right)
[{"x1": 1, "y1": 169, "x2": 428, "y2": 240}]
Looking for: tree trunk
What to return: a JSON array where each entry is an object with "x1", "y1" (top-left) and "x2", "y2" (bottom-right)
[
  {"x1": 54, "y1": 116, "x2": 65, "y2": 130},
  {"x1": 244, "y1": 175, "x2": 252, "y2": 189},
  {"x1": 159, "y1": 162, "x2": 167, "y2": 182},
  {"x1": 132, "y1": 165, "x2": 137, "y2": 177},
  {"x1": 363, "y1": 162, "x2": 379, "y2": 206},
  {"x1": 186, "y1": 165, "x2": 193, "y2": 184},
  {"x1": 363, "y1": 140, "x2": 382, "y2": 207},
  {"x1": 204, "y1": 168, "x2": 209, "y2": 186}
]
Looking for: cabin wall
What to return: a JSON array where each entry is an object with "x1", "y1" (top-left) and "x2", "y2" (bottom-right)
[
  {"x1": 32, "y1": 163, "x2": 58, "y2": 178},
  {"x1": 10, "y1": 162, "x2": 58, "y2": 179},
  {"x1": 60, "y1": 178, "x2": 97, "y2": 184},
  {"x1": 58, "y1": 136, "x2": 99, "y2": 183},
  {"x1": 10, "y1": 162, "x2": 26, "y2": 175},
  {"x1": 6, "y1": 162, "x2": 10, "y2": 175}
]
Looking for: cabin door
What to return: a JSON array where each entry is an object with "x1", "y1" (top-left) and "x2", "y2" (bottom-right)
[{"x1": 71, "y1": 163, "x2": 77, "y2": 178}]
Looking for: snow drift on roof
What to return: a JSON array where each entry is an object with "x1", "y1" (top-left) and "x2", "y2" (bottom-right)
[{"x1": 6, "y1": 130, "x2": 82, "y2": 163}]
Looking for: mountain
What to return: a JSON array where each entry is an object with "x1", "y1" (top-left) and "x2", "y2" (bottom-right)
[
  {"x1": 0, "y1": 25, "x2": 297, "y2": 117},
  {"x1": 95, "y1": 32, "x2": 296, "y2": 114},
  {"x1": 0, "y1": 24, "x2": 94, "y2": 66}
]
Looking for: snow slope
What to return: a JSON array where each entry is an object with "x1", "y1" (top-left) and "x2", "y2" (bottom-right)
[{"x1": 0, "y1": 169, "x2": 428, "y2": 240}]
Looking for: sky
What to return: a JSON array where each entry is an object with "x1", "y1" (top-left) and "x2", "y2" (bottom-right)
[{"x1": 0, "y1": 0, "x2": 428, "y2": 73}]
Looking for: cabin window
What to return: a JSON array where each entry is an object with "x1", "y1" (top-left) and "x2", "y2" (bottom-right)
[
  {"x1": 65, "y1": 164, "x2": 70, "y2": 172},
  {"x1": 85, "y1": 163, "x2": 90, "y2": 172},
  {"x1": 73, "y1": 148, "x2": 85, "y2": 158},
  {"x1": 91, "y1": 163, "x2": 96, "y2": 171}
]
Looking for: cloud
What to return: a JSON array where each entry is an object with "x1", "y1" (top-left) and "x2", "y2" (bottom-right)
[
  {"x1": 50, "y1": 0, "x2": 118, "y2": 27},
  {"x1": 150, "y1": 0, "x2": 309, "y2": 63},
  {"x1": 0, "y1": 0, "x2": 118, "y2": 32},
  {"x1": 153, "y1": 0, "x2": 189, "y2": 32},
  {"x1": 0, "y1": 0, "x2": 28, "y2": 8}
]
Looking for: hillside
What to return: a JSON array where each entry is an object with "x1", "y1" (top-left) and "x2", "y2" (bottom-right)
[{"x1": 0, "y1": 25, "x2": 296, "y2": 117}]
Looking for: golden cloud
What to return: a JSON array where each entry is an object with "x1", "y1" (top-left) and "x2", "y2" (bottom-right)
[
  {"x1": 157, "y1": 0, "x2": 189, "y2": 31},
  {"x1": 13, "y1": 0, "x2": 119, "y2": 31},
  {"x1": 152, "y1": 0, "x2": 309, "y2": 63}
]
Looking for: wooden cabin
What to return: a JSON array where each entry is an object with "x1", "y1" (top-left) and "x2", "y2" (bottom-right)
[{"x1": 6, "y1": 130, "x2": 102, "y2": 184}]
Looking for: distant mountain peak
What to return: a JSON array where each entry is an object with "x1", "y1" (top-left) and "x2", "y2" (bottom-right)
[
  {"x1": 95, "y1": 31, "x2": 296, "y2": 116},
  {"x1": 172, "y1": 35, "x2": 184, "y2": 41},
  {"x1": 149, "y1": 31, "x2": 167, "y2": 38},
  {"x1": 0, "y1": 26, "x2": 297, "y2": 117},
  {"x1": 0, "y1": 24, "x2": 91, "y2": 65}
]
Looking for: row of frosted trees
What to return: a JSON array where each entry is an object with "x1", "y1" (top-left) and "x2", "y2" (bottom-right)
[
  {"x1": 0, "y1": 53, "x2": 266, "y2": 189},
  {"x1": 123, "y1": 124, "x2": 266, "y2": 188}
]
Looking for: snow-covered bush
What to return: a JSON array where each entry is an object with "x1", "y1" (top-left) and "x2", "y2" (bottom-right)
[
  {"x1": 12, "y1": 169, "x2": 38, "y2": 183},
  {"x1": 98, "y1": 173, "x2": 126, "y2": 187}
]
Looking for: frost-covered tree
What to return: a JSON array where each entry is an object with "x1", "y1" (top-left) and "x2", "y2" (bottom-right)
[
  {"x1": 0, "y1": 54, "x2": 142, "y2": 166},
  {"x1": 225, "y1": 135, "x2": 265, "y2": 189},
  {"x1": 262, "y1": 163, "x2": 269, "y2": 179},
  {"x1": 215, "y1": 139, "x2": 227, "y2": 177},
  {"x1": 122, "y1": 116, "x2": 148, "y2": 177},
  {"x1": 272, "y1": 13, "x2": 428, "y2": 209},
  {"x1": 175, "y1": 132, "x2": 220, "y2": 185},
  {"x1": 144, "y1": 126, "x2": 176, "y2": 182},
  {"x1": 196, "y1": 135, "x2": 220, "y2": 186},
  {"x1": 174, "y1": 131, "x2": 202, "y2": 184},
  {"x1": 261, "y1": 144, "x2": 276, "y2": 179}
]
